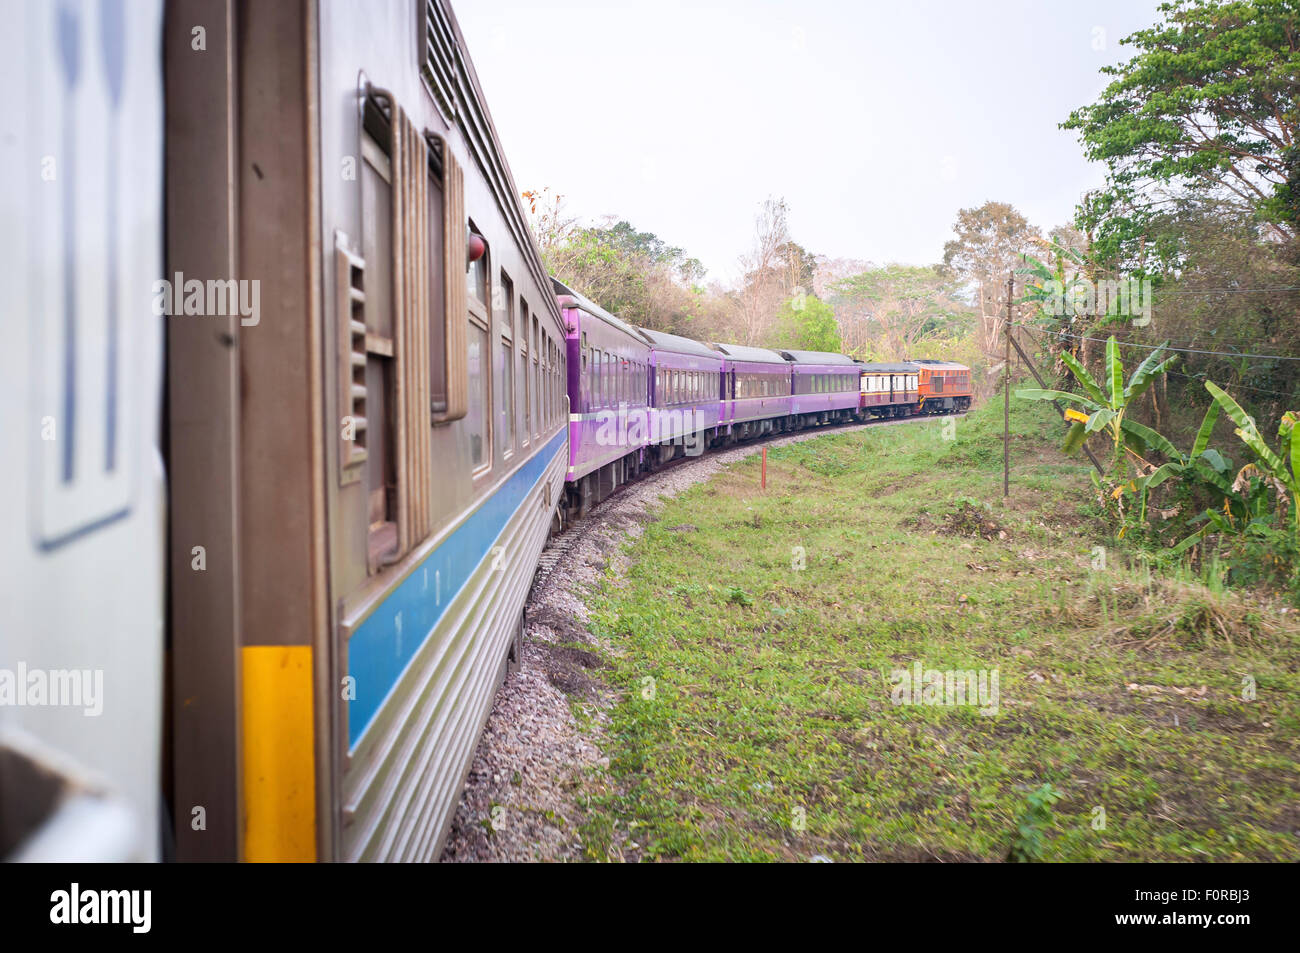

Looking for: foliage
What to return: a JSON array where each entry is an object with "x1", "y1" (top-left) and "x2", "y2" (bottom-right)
[
  {"x1": 763, "y1": 295, "x2": 842, "y2": 353},
  {"x1": 1177, "y1": 385, "x2": 1300, "y2": 579},
  {"x1": 941, "y1": 202, "x2": 1043, "y2": 356},
  {"x1": 827, "y1": 264, "x2": 973, "y2": 361},
  {"x1": 1006, "y1": 784, "x2": 1064, "y2": 863},
  {"x1": 1016, "y1": 335, "x2": 1177, "y2": 471},
  {"x1": 1064, "y1": 0, "x2": 1300, "y2": 269}
]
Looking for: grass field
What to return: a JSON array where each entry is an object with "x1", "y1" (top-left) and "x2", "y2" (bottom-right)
[{"x1": 578, "y1": 395, "x2": 1300, "y2": 861}]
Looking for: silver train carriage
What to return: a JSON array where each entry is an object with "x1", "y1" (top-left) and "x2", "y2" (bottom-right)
[{"x1": 3, "y1": 0, "x2": 568, "y2": 864}]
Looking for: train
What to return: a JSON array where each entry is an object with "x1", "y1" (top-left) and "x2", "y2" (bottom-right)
[
  {"x1": 1, "y1": 0, "x2": 969, "y2": 863},
  {"x1": 555, "y1": 280, "x2": 970, "y2": 520}
]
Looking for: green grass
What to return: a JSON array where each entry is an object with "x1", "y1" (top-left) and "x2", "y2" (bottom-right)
[{"x1": 578, "y1": 395, "x2": 1300, "y2": 861}]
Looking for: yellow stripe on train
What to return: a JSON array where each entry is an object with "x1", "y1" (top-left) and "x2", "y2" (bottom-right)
[{"x1": 242, "y1": 645, "x2": 316, "y2": 862}]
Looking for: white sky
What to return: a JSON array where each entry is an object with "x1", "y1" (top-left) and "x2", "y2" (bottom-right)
[{"x1": 455, "y1": 0, "x2": 1164, "y2": 284}]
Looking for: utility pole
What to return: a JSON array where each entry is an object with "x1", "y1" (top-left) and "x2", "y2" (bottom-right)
[{"x1": 1003, "y1": 275, "x2": 1012, "y2": 499}]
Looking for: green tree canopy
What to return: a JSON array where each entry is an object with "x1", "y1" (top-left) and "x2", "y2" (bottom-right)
[
  {"x1": 1064, "y1": 0, "x2": 1300, "y2": 269},
  {"x1": 762, "y1": 295, "x2": 842, "y2": 353}
]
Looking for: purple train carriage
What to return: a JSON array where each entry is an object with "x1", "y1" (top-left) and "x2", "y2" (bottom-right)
[
  {"x1": 711, "y1": 343, "x2": 793, "y2": 440},
  {"x1": 554, "y1": 279, "x2": 652, "y2": 519},
  {"x1": 780, "y1": 349, "x2": 863, "y2": 424},
  {"x1": 639, "y1": 327, "x2": 724, "y2": 461}
]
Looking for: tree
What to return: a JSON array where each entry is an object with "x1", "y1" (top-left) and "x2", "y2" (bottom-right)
[
  {"x1": 941, "y1": 202, "x2": 1042, "y2": 356},
  {"x1": 763, "y1": 295, "x2": 841, "y2": 353},
  {"x1": 735, "y1": 197, "x2": 794, "y2": 345},
  {"x1": 525, "y1": 190, "x2": 714, "y2": 337},
  {"x1": 828, "y1": 264, "x2": 972, "y2": 359},
  {"x1": 1063, "y1": 0, "x2": 1300, "y2": 268}
]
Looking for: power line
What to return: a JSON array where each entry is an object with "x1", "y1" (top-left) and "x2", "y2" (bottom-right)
[
  {"x1": 1165, "y1": 369, "x2": 1297, "y2": 400},
  {"x1": 1152, "y1": 285, "x2": 1300, "y2": 295},
  {"x1": 1013, "y1": 323, "x2": 1298, "y2": 399},
  {"x1": 1019, "y1": 320, "x2": 1300, "y2": 358},
  {"x1": 1011, "y1": 323, "x2": 1300, "y2": 363}
]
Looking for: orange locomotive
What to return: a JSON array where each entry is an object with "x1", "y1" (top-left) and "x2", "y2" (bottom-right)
[{"x1": 913, "y1": 360, "x2": 973, "y2": 414}]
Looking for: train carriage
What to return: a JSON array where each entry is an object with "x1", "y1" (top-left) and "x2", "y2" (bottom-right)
[
  {"x1": 858, "y1": 361, "x2": 920, "y2": 418},
  {"x1": 712, "y1": 343, "x2": 793, "y2": 439},
  {"x1": 781, "y1": 349, "x2": 862, "y2": 424},
  {"x1": 641, "y1": 327, "x2": 724, "y2": 460},
  {"x1": 165, "y1": 0, "x2": 568, "y2": 862},
  {"x1": 555, "y1": 278, "x2": 652, "y2": 519}
]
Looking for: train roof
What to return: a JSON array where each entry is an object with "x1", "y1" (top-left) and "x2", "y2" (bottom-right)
[
  {"x1": 551, "y1": 277, "x2": 647, "y2": 341},
  {"x1": 908, "y1": 359, "x2": 970, "y2": 370},
  {"x1": 779, "y1": 349, "x2": 860, "y2": 366},
  {"x1": 709, "y1": 342, "x2": 789, "y2": 365},
  {"x1": 638, "y1": 326, "x2": 722, "y2": 359},
  {"x1": 856, "y1": 361, "x2": 920, "y2": 373}
]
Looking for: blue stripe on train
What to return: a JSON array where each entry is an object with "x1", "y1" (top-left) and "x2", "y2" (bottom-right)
[{"x1": 347, "y1": 429, "x2": 567, "y2": 749}]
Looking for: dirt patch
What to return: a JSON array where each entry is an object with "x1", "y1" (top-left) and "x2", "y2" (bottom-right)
[
  {"x1": 538, "y1": 644, "x2": 608, "y2": 700},
  {"x1": 941, "y1": 501, "x2": 1008, "y2": 541}
]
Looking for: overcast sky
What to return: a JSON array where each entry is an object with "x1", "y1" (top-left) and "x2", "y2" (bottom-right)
[{"x1": 455, "y1": 0, "x2": 1164, "y2": 285}]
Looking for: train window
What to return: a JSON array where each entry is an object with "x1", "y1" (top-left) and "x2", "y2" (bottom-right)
[
  {"x1": 550, "y1": 337, "x2": 557, "y2": 424},
  {"x1": 499, "y1": 272, "x2": 515, "y2": 457},
  {"x1": 467, "y1": 245, "x2": 487, "y2": 305},
  {"x1": 358, "y1": 134, "x2": 400, "y2": 564},
  {"x1": 425, "y1": 143, "x2": 448, "y2": 418},
  {"x1": 520, "y1": 296, "x2": 531, "y2": 445},
  {"x1": 500, "y1": 332, "x2": 514, "y2": 456},
  {"x1": 531, "y1": 315, "x2": 540, "y2": 436},
  {"x1": 466, "y1": 320, "x2": 490, "y2": 472},
  {"x1": 465, "y1": 218, "x2": 491, "y2": 476}
]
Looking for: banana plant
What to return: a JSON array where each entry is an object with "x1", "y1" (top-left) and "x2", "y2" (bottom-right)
[
  {"x1": 1204, "y1": 383, "x2": 1299, "y2": 538},
  {"x1": 1017, "y1": 244, "x2": 1091, "y2": 328},
  {"x1": 1015, "y1": 336, "x2": 1176, "y2": 471},
  {"x1": 1125, "y1": 399, "x2": 1231, "y2": 522}
]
